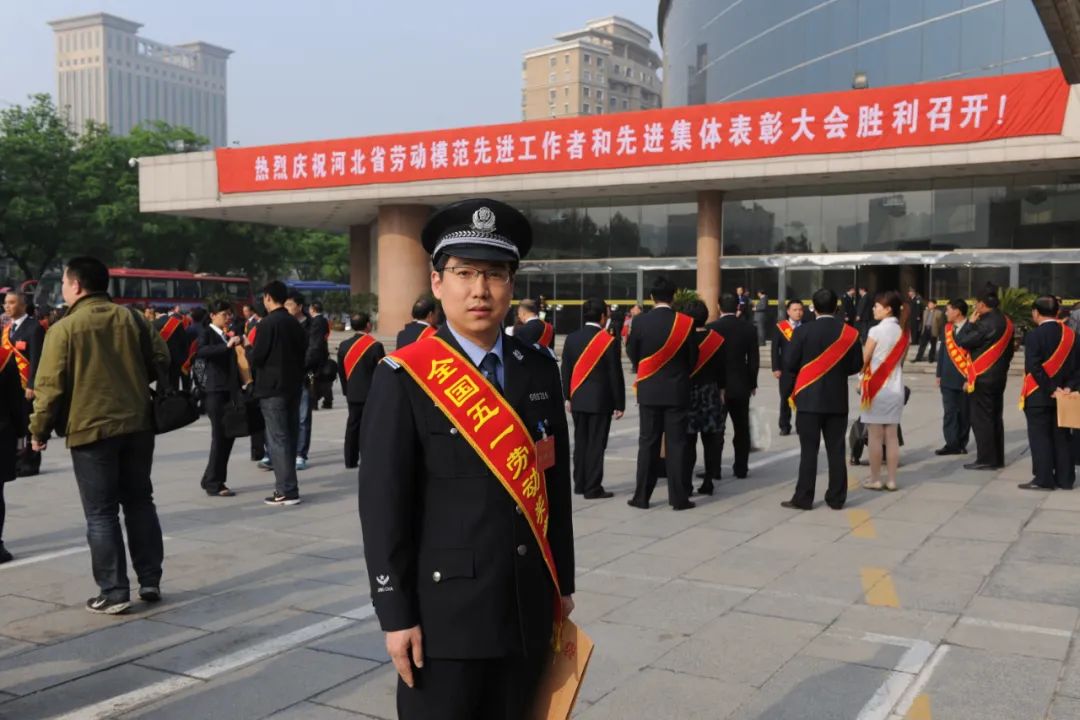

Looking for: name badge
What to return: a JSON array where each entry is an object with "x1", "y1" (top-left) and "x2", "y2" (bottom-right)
[
  {"x1": 14, "y1": 340, "x2": 26, "y2": 351},
  {"x1": 536, "y1": 436, "x2": 555, "y2": 471}
]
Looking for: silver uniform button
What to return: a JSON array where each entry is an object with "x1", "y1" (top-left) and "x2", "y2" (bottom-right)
[
  {"x1": 450, "y1": 428, "x2": 458, "y2": 435},
  {"x1": 514, "y1": 505, "x2": 523, "y2": 516},
  {"x1": 516, "y1": 544, "x2": 528, "y2": 557},
  {"x1": 432, "y1": 571, "x2": 442, "y2": 583}
]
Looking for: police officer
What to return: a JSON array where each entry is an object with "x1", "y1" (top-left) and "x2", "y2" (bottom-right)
[
  {"x1": 560, "y1": 297, "x2": 624, "y2": 499},
  {"x1": 1018, "y1": 296, "x2": 1080, "y2": 490},
  {"x1": 772, "y1": 299, "x2": 804, "y2": 437},
  {"x1": 338, "y1": 312, "x2": 384, "y2": 469},
  {"x1": 396, "y1": 296, "x2": 438, "y2": 348},
  {"x1": 707, "y1": 293, "x2": 759, "y2": 479},
  {"x1": 935, "y1": 299, "x2": 972, "y2": 456},
  {"x1": 358, "y1": 198, "x2": 575, "y2": 719},
  {"x1": 3, "y1": 291, "x2": 45, "y2": 476},
  {"x1": 514, "y1": 298, "x2": 554, "y2": 350},
  {"x1": 958, "y1": 293, "x2": 1014, "y2": 470}
]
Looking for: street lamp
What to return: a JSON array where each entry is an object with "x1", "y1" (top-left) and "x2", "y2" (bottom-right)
[{"x1": 852, "y1": 71, "x2": 869, "y2": 90}]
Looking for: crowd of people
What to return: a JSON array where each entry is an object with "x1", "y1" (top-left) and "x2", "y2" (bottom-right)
[{"x1": 1, "y1": 195, "x2": 1078, "y2": 718}]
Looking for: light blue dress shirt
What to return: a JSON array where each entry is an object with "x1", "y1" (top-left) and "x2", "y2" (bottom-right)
[{"x1": 446, "y1": 322, "x2": 505, "y2": 389}]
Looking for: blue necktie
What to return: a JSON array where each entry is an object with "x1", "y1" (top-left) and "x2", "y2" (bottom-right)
[{"x1": 480, "y1": 352, "x2": 502, "y2": 392}]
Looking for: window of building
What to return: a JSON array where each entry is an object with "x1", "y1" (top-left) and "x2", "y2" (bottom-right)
[
  {"x1": 622, "y1": 99, "x2": 629, "y2": 109},
  {"x1": 564, "y1": 86, "x2": 569, "y2": 97},
  {"x1": 596, "y1": 58, "x2": 603, "y2": 69},
  {"x1": 596, "y1": 90, "x2": 603, "y2": 101},
  {"x1": 564, "y1": 103, "x2": 569, "y2": 113},
  {"x1": 610, "y1": 97, "x2": 617, "y2": 108},
  {"x1": 584, "y1": 70, "x2": 591, "y2": 81},
  {"x1": 548, "y1": 72, "x2": 556, "y2": 83},
  {"x1": 549, "y1": 56, "x2": 557, "y2": 67},
  {"x1": 564, "y1": 53, "x2": 570, "y2": 64},
  {"x1": 596, "y1": 106, "x2": 603, "y2": 114},
  {"x1": 583, "y1": 87, "x2": 590, "y2": 98},
  {"x1": 549, "y1": 89, "x2": 556, "y2": 101},
  {"x1": 584, "y1": 54, "x2": 590, "y2": 64},
  {"x1": 583, "y1": 103, "x2": 590, "y2": 113},
  {"x1": 613, "y1": 63, "x2": 620, "y2": 74},
  {"x1": 549, "y1": 104, "x2": 556, "y2": 116}
]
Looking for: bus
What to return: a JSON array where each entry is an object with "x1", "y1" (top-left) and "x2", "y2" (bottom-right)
[{"x1": 34, "y1": 268, "x2": 253, "y2": 313}]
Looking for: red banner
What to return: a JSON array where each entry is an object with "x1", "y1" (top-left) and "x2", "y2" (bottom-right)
[{"x1": 217, "y1": 70, "x2": 1068, "y2": 195}]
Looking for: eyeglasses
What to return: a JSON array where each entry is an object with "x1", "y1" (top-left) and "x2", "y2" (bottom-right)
[{"x1": 443, "y1": 266, "x2": 513, "y2": 286}]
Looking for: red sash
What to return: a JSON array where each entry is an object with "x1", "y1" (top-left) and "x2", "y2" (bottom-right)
[
  {"x1": 419, "y1": 324, "x2": 437, "y2": 341},
  {"x1": 0, "y1": 325, "x2": 30, "y2": 389},
  {"x1": 180, "y1": 315, "x2": 192, "y2": 329},
  {"x1": 860, "y1": 329, "x2": 909, "y2": 410},
  {"x1": 158, "y1": 316, "x2": 182, "y2": 343},
  {"x1": 635, "y1": 312, "x2": 694, "y2": 390},
  {"x1": 389, "y1": 337, "x2": 563, "y2": 645},
  {"x1": 343, "y1": 334, "x2": 377, "y2": 381},
  {"x1": 569, "y1": 329, "x2": 614, "y2": 397},
  {"x1": 0, "y1": 344, "x2": 11, "y2": 376},
  {"x1": 180, "y1": 339, "x2": 198, "y2": 376},
  {"x1": 789, "y1": 323, "x2": 859, "y2": 410},
  {"x1": 943, "y1": 323, "x2": 971, "y2": 378},
  {"x1": 776, "y1": 320, "x2": 794, "y2": 342},
  {"x1": 539, "y1": 321, "x2": 555, "y2": 349},
  {"x1": 966, "y1": 317, "x2": 1014, "y2": 393},
  {"x1": 691, "y1": 330, "x2": 724, "y2": 377},
  {"x1": 246, "y1": 326, "x2": 257, "y2": 345},
  {"x1": 1019, "y1": 321, "x2": 1075, "y2": 410}
]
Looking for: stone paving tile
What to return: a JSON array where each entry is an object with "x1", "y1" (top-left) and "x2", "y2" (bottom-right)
[
  {"x1": 882, "y1": 564, "x2": 985, "y2": 614},
  {"x1": 603, "y1": 579, "x2": 746, "y2": 634},
  {"x1": 0, "y1": 618, "x2": 204, "y2": 696},
  {"x1": 578, "y1": 668, "x2": 753, "y2": 720},
  {"x1": 906, "y1": 480, "x2": 983, "y2": 503},
  {"x1": 0, "y1": 595, "x2": 65, "y2": 628},
  {"x1": 1059, "y1": 640, "x2": 1080, "y2": 700},
  {"x1": 0, "y1": 662, "x2": 180, "y2": 718},
  {"x1": 762, "y1": 564, "x2": 867, "y2": 605},
  {"x1": 735, "y1": 589, "x2": 848, "y2": 626},
  {"x1": 311, "y1": 663, "x2": 400, "y2": 720},
  {"x1": 700, "y1": 504, "x2": 801, "y2": 535},
  {"x1": 728, "y1": 655, "x2": 889, "y2": 720},
  {"x1": 799, "y1": 628, "x2": 910, "y2": 670},
  {"x1": 306, "y1": 618, "x2": 388, "y2": 663},
  {"x1": 573, "y1": 531, "x2": 656, "y2": 570},
  {"x1": 1007, "y1": 531, "x2": 1080, "y2": 567},
  {"x1": 838, "y1": 517, "x2": 939, "y2": 551},
  {"x1": 875, "y1": 497, "x2": 965, "y2": 524},
  {"x1": 0, "y1": 634, "x2": 35, "y2": 662},
  {"x1": 828, "y1": 604, "x2": 958, "y2": 644},
  {"x1": 904, "y1": 536, "x2": 1010, "y2": 574},
  {"x1": 934, "y1": 506, "x2": 1033, "y2": 543},
  {"x1": 606, "y1": 508, "x2": 710, "y2": 539},
  {"x1": 681, "y1": 545, "x2": 801, "y2": 589},
  {"x1": 1, "y1": 604, "x2": 141, "y2": 644},
  {"x1": 1025, "y1": 509, "x2": 1080, "y2": 536},
  {"x1": 1041, "y1": 490, "x2": 1080, "y2": 512},
  {"x1": 653, "y1": 611, "x2": 823, "y2": 686},
  {"x1": 561, "y1": 590, "x2": 632, "y2": 626},
  {"x1": 1049, "y1": 696, "x2": 1080, "y2": 720},
  {"x1": 123, "y1": 648, "x2": 378, "y2": 720},
  {"x1": 947, "y1": 595, "x2": 1074, "y2": 661},
  {"x1": 637, "y1": 527, "x2": 753, "y2": 561},
  {"x1": 918, "y1": 645, "x2": 1058, "y2": 720},
  {"x1": 982, "y1": 560, "x2": 1080, "y2": 607},
  {"x1": 266, "y1": 701, "x2": 365, "y2": 718},
  {"x1": 742, "y1": 523, "x2": 848, "y2": 556},
  {"x1": 574, "y1": 620, "x2": 687, "y2": 705}
]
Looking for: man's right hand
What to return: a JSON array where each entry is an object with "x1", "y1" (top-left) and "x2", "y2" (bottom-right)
[
  {"x1": 773, "y1": 370, "x2": 781, "y2": 379},
  {"x1": 386, "y1": 625, "x2": 424, "y2": 688}
]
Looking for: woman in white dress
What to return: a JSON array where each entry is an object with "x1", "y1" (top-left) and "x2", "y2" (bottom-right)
[{"x1": 861, "y1": 291, "x2": 908, "y2": 491}]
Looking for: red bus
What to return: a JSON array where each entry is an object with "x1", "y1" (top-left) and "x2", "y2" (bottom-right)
[{"x1": 34, "y1": 268, "x2": 253, "y2": 312}]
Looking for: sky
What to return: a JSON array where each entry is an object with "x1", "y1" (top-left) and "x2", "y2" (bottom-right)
[{"x1": 0, "y1": 0, "x2": 662, "y2": 146}]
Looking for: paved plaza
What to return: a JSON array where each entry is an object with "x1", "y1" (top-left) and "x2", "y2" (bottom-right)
[{"x1": 1, "y1": 350, "x2": 1078, "y2": 719}]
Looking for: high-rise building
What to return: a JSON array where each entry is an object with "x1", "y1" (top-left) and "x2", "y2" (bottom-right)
[
  {"x1": 521, "y1": 16, "x2": 661, "y2": 120},
  {"x1": 48, "y1": 13, "x2": 231, "y2": 146}
]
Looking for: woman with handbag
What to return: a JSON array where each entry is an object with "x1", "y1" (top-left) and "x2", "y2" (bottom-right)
[{"x1": 196, "y1": 300, "x2": 243, "y2": 497}]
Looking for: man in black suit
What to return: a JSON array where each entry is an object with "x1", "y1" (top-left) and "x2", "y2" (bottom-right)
[
  {"x1": 626, "y1": 276, "x2": 698, "y2": 510},
  {"x1": 153, "y1": 306, "x2": 188, "y2": 391},
  {"x1": 842, "y1": 287, "x2": 857, "y2": 325},
  {"x1": 935, "y1": 298, "x2": 971, "y2": 456},
  {"x1": 1018, "y1": 296, "x2": 1080, "y2": 491},
  {"x1": 957, "y1": 293, "x2": 1014, "y2": 470},
  {"x1": 907, "y1": 287, "x2": 925, "y2": 344},
  {"x1": 194, "y1": 300, "x2": 243, "y2": 497},
  {"x1": 310, "y1": 301, "x2": 335, "y2": 410},
  {"x1": 358, "y1": 198, "x2": 574, "y2": 719},
  {"x1": 250, "y1": 281, "x2": 308, "y2": 505},
  {"x1": 338, "y1": 312, "x2": 385, "y2": 469},
  {"x1": 772, "y1": 299, "x2": 804, "y2": 437},
  {"x1": 707, "y1": 293, "x2": 759, "y2": 479},
  {"x1": 782, "y1": 288, "x2": 863, "y2": 510},
  {"x1": 395, "y1": 296, "x2": 438, "y2": 349},
  {"x1": 855, "y1": 286, "x2": 874, "y2": 341},
  {"x1": 560, "y1": 298, "x2": 625, "y2": 499},
  {"x1": 514, "y1": 298, "x2": 554, "y2": 351},
  {"x1": 285, "y1": 291, "x2": 329, "y2": 470},
  {"x1": 3, "y1": 291, "x2": 45, "y2": 476}
]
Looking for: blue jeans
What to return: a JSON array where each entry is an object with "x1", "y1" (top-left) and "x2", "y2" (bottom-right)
[
  {"x1": 260, "y1": 393, "x2": 300, "y2": 497},
  {"x1": 298, "y1": 382, "x2": 313, "y2": 460},
  {"x1": 69, "y1": 430, "x2": 163, "y2": 601}
]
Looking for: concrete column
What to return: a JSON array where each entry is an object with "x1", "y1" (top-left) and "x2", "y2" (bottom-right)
[
  {"x1": 697, "y1": 190, "x2": 724, "y2": 321},
  {"x1": 376, "y1": 204, "x2": 431, "y2": 338},
  {"x1": 349, "y1": 223, "x2": 371, "y2": 295}
]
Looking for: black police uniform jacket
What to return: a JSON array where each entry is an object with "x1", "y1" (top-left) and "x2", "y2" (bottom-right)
[
  {"x1": 515, "y1": 317, "x2": 552, "y2": 349},
  {"x1": 395, "y1": 321, "x2": 433, "y2": 349},
  {"x1": 782, "y1": 316, "x2": 863, "y2": 414},
  {"x1": 706, "y1": 314, "x2": 759, "y2": 400},
  {"x1": 337, "y1": 333, "x2": 385, "y2": 403},
  {"x1": 625, "y1": 306, "x2": 698, "y2": 407},
  {"x1": 1024, "y1": 321, "x2": 1080, "y2": 408},
  {"x1": 358, "y1": 325, "x2": 575, "y2": 659},
  {"x1": 956, "y1": 309, "x2": 1014, "y2": 391},
  {"x1": 560, "y1": 324, "x2": 625, "y2": 415}
]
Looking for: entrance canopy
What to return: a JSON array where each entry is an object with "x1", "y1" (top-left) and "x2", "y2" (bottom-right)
[{"x1": 139, "y1": 70, "x2": 1080, "y2": 233}]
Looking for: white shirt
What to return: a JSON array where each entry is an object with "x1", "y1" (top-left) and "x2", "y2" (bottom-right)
[
  {"x1": 8, "y1": 314, "x2": 27, "y2": 334},
  {"x1": 209, "y1": 324, "x2": 227, "y2": 341}
]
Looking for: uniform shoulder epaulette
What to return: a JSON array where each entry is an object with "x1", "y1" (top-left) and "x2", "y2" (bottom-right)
[
  {"x1": 381, "y1": 356, "x2": 402, "y2": 371},
  {"x1": 522, "y1": 341, "x2": 558, "y2": 362}
]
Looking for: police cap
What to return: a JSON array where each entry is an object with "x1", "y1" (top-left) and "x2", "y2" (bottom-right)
[{"x1": 422, "y1": 198, "x2": 532, "y2": 266}]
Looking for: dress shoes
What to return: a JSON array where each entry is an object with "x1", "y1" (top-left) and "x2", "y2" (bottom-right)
[
  {"x1": 671, "y1": 501, "x2": 696, "y2": 511},
  {"x1": 935, "y1": 447, "x2": 964, "y2": 456},
  {"x1": 964, "y1": 463, "x2": 1001, "y2": 471},
  {"x1": 778, "y1": 428, "x2": 791, "y2": 437},
  {"x1": 780, "y1": 500, "x2": 811, "y2": 511},
  {"x1": 1018, "y1": 482, "x2": 1054, "y2": 491},
  {"x1": 583, "y1": 490, "x2": 614, "y2": 499},
  {"x1": 697, "y1": 483, "x2": 714, "y2": 496},
  {"x1": 627, "y1": 499, "x2": 649, "y2": 510}
]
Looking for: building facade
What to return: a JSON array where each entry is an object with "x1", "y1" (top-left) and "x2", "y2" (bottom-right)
[
  {"x1": 49, "y1": 13, "x2": 231, "y2": 146},
  {"x1": 521, "y1": 16, "x2": 662, "y2": 120}
]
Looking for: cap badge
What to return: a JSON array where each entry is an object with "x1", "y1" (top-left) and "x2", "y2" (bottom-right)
[{"x1": 472, "y1": 206, "x2": 496, "y2": 232}]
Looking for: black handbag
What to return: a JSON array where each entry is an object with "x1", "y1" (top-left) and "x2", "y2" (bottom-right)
[
  {"x1": 221, "y1": 359, "x2": 260, "y2": 439},
  {"x1": 130, "y1": 308, "x2": 199, "y2": 434}
]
